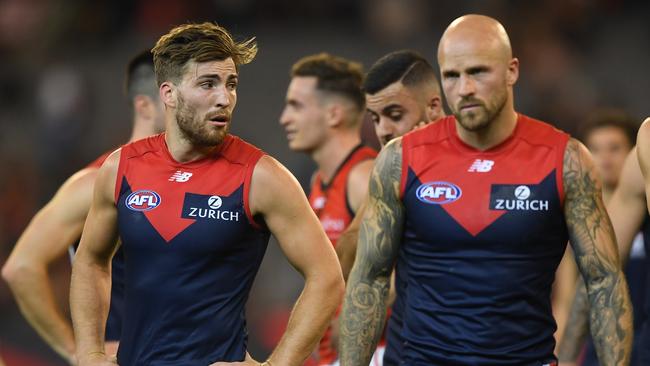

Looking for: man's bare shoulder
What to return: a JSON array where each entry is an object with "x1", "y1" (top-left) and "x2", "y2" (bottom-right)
[
  {"x1": 250, "y1": 155, "x2": 305, "y2": 213},
  {"x1": 348, "y1": 159, "x2": 375, "y2": 186}
]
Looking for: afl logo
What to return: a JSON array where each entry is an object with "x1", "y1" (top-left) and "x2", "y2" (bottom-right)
[
  {"x1": 416, "y1": 181, "x2": 462, "y2": 205},
  {"x1": 126, "y1": 190, "x2": 161, "y2": 211}
]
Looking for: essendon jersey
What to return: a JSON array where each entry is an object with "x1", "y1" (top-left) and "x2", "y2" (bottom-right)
[
  {"x1": 114, "y1": 133, "x2": 270, "y2": 365},
  {"x1": 309, "y1": 145, "x2": 377, "y2": 246},
  {"x1": 309, "y1": 144, "x2": 376, "y2": 365},
  {"x1": 397, "y1": 115, "x2": 569, "y2": 365}
]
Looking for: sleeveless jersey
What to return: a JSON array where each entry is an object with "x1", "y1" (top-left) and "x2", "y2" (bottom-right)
[
  {"x1": 114, "y1": 133, "x2": 270, "y2": 365},
  {"x1": 398, "y1": 114, "x2": 569, "y2": 365},
  {"x1": 309, "y1": 145, "x2": 377, "y2": 246},
  {"x1": 309, "y1": 144, "x2": 377, "y2": 364},
  {"x1": 82, "y1": 148, "x2": 124, "y2": 342}
]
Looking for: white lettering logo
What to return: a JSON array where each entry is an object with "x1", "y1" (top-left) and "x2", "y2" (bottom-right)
[
  {"x1": 188, "y1": 207, "x2": 240, "y2": 221},
  {"x1": 125, "y1": 190, "x2": 161, "y2": 211},
  {"x1": 208, "y1": 195, "x2": 222, "y2": 209},
  {"x1": 468, "y1": 159, "x2": 494, "y2": 172},
  {"x1": 514, "y1": 185, "x2": 531, "y2": 200},
  {"x1": 169, "y1": 171, "x2": 193, "y2": 182},
  {"x1": 416, "y1": 182, "x2": 462, "y2": 205}
]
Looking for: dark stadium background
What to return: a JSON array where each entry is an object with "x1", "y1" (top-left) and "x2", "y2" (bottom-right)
[{"x1": 0, "y1": 0, "x2": 649, "y2": 364}]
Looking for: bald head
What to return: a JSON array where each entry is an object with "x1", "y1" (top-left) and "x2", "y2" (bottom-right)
[
  {"x1": 438, "y1": 14, "x2": 512, "y2": 64},
  {"x1": 436, "y1": 14, "x2": 519, "y2": 133}
]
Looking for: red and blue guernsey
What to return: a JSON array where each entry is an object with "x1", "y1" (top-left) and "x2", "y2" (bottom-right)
[
  {"x1": 397, "y1": 114, "x2": 569, "y2": 365},
  {"x1": 114, "y1": 133, "x2": 270, "y2": 365},
  {"x1": 309, "y1": 144, "x2": 377, "y2": 365},
  {"x1": 85, "y1": 149, "x2": 125, "y2": 342}
]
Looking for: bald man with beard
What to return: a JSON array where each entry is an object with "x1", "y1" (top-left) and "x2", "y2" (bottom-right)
[{"x1": 338, "y1": 14, "x2": 632, "y2": 366}]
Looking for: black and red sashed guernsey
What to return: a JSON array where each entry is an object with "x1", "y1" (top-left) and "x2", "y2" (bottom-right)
[
  {"x1": 396, "y1": 114, "x2": 569, "y2": 365},
  {"x1": 114, "y1": 133, "x2": 270, "y2": 365}
]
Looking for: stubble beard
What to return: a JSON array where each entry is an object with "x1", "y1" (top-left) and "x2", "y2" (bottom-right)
[
  {"x1": 454, "y1": 91, "x2": 507, "y2": 133},
  {"x1": 175, "y1": 94, "x2": 229, "y2": 147}
]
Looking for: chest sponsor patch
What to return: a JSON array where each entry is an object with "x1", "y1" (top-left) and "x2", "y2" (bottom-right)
[
  {"x1": 416, "y1": 181, "x2": 462, "y2": 205},
  {"x1": 490, "y1": 184, "x2": 549, "y2": 211},
  {"x1": 181, "y1": 193, "x2": 241, "y2": 222},
  {"x1": 126, "y1": 190, "x2": 161, "y2": 211}
]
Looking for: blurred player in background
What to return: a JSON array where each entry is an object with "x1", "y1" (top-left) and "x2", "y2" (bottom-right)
[
  {"x1": 280, "y1": 53, "x2": 375, "y2": 365},
  {"x1": 1, "y1": 49, "x2": 165, "y2": 365},
  {"x1": 334, "y1": 49, "x2": 445, "y2": 366}
]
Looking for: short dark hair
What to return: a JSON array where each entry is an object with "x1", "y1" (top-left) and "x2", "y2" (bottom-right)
[
  {"x1": 151, "y1": 22, "x2": 257, "y2": 86},
  {"x1": 291, "y1": 53, "x2": 365, "y2": 111},
  {"x1": 579, "y1": 108, "x2": 638, "y2": 147},
  {"x1": 125, "y1": 50, "x2": 158, "y2": 101},
  {"x1": 364, "y1": 50, "x2": 439, "y2": 95}
]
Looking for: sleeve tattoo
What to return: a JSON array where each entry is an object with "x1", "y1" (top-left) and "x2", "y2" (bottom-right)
[
  {"x1": 558, "y1": 138, "x2": 632, "y2": 365},
  {"x1": 339, "y1": 139, "x2": 404, "y2": 366}
]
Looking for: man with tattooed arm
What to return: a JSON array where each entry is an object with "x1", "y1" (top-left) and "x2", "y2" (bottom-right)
[{"x1": 339, "y1": 14, "x2": 632, "y2": 366}]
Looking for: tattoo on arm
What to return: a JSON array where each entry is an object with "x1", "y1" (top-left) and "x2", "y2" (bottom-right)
[
  {"x1": 339, "y1": 139, "x2": 404, "y2": 366},
  {"x1": 558, "y1": 139, "x2": 632, "y2": 365}
]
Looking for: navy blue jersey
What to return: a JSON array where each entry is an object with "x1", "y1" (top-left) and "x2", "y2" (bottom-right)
[
  {"x1": 114, "y1": 133, "x2": 270, "y2": 365},
  {"x1": 396, "y1": 115, "x2": 569, "y2": 365}
]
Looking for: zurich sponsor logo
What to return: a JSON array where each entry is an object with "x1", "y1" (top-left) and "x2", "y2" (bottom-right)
[
  {"x1": 416, "y1": 181, "x2": 462, "y2": 205},
  {"x1": 126, "y1": 190, "x2": 161, "y2": 211}
]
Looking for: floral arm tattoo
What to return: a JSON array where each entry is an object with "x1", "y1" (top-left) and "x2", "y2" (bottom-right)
[
  {"x1": 558, "y1": 138, "x2": 633, "y2": 365},
  {"x1": 339, "y1": 139, "x2": 404, "y2": 366}
]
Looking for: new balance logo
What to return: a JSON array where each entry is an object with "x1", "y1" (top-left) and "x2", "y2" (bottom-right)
[
  {"x1": 169, "y1": 171, "x2": 193, "y2": 182},
  {"x1": 468, "y1": 159, "x2": 494, "y2": 172}
]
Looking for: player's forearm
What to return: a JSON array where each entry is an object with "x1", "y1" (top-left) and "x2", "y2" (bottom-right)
[
  {"x1": 339, "y1": 269, "x2": 389, "y2": 366},
  {"x1": 4, "y1": 265, "x2": 76, "y2": 363},
  {"x1": 336, "y1": 229, "x2": 359, "y2": 282},
  {"x1": 268, "y1": 271, "x2": 344, "y2": 365},
  {"x1": 70, "y1": 258, "x2": 111, "y2": 361},
  {"x1": 557, "y1": 279, "x2": 590, "y2": 362},
  {"x1": 586, "y1": 270, "x2": 633, "y2": 366}
]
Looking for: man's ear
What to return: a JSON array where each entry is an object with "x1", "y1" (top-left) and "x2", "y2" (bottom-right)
[
  {"x1": 425, "y1": 94, "x2": 444, "y2": 122},
  {"x1": 160, "y1": 82, "x2": 176, "y2": 108}
]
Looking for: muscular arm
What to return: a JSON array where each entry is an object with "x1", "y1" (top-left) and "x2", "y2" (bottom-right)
[
  {"x1": 337, "y1": 159, "x2": 375, "y2": 281},
  {"x1": 559, "y1": 145, "x2": 645, "y2": 363},
  {"x1": 249, "y1": 156, "x2": 344, "y2": 366},
  {"x1": 557, "y1": 139, "x2": 633, "y2": 365},
  {"x1": 70, "y1": 152, "x2": 121, "y2": 365},
  {"x1": 346, "y1": 160, "x2": 374, "y2": 213},
  {"x1": 610, "y1": 147, "x2": 647, "y2": 263},
  {"x1": 552, "y1": 246, "x2": 578, "y2": 349},
  {"x1": 336, "y1": 201, "x2": 365, "y2": 282},
  {"x1": 1, "y1": 168, "x2": 98, "y2": 364},
  {"x1": 339, "y1": 139, "x2": 404, "y2": 366}
]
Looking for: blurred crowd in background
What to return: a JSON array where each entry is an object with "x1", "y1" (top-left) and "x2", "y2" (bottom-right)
[{"x1": 0, "y1": 0, "x2": 649, "y2": 364}]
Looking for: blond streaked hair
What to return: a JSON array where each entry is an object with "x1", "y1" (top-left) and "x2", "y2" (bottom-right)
[{"x1": 152, "y1": 22, "x2": 257, "y2": 86}]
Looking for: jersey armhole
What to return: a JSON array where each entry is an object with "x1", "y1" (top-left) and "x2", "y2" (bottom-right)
[
  {"x1": 114, "y1": 150, "x2": 128, "y2": 205},
  {"x1": 556, "y1": 134, "x2": 570, "y2": 207},
  {"x1": 244, "y1": 153, "x2": 265, "y2": 230}
]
